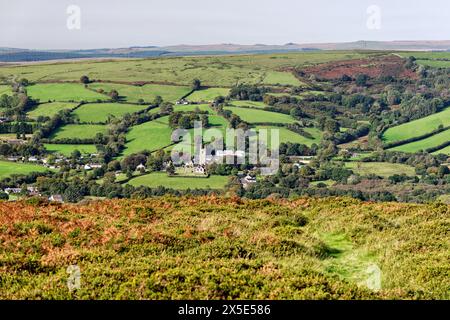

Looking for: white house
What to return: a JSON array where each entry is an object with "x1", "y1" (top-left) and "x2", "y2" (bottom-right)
[
  {"x1": 194, "y1": 165, "x2": 207, "y2": 175},
  {"x1": 136, "y1": 163, "x2": 146, "y2": 171}
]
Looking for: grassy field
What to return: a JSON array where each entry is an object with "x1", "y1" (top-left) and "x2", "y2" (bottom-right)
[
  {"x1": 173, "y1": 104, "x2": 215, "y2": 113},
  {"x1": 0, "y1": 52, "x2": 370, "y2": 86},
  {"x1": 254, "y1": 126, "x2": 322, "y2": 146},
  {"x1": 127, "y1": 172, "x2": 229, "y2": 189},
  {"x1": 0, "y1": 196, "x2": 447, "y2": 299},
  {"x1": 27, "y1": 83, "x2": 107, "y2": 102},
  {"x1": 224, "y1": 106, "x2": 296, "y2": 124},
  {"x1": 390, "y1": 129, "x2": 450, "y2": 153},
  {"x1": 0, "y1": 160, "x2": 49, "y2": 179},
  {"x1": 72, "y1": 103, "x2": 147, "y2": 123},
  {"x1": 122, "y1": 117, "x2": 174, "y2": 156},
  {"x1": 27, "y1": 102, "x2": 78, "y2": 119},
  {"x1": 0, "y1": 85, "x2": 12, "y2": 96},
  {"x1": 44, "y1": 144, "x2": 97, "y2": 156},
  {"x1": 229, "y1": 100, "x2": 267, "y2": 108},
  {"x1": 383, "y1": 107, "x2": 450, "y2": 143},
  {"x1": 50, "y1": 124, "x2": 108, "y2": 140},
  {"x1": 262, "y1": 71, "x2": 303, "y2": 86},
  {"x1": 88, "y1": 83, "x2": 191, "y2": 103},
  {"x1": 186, "y1": 88, "x2": 230, "y2": 102},
  {"x1": 345, "y1": 162, "x2": 416, "y2": 177}
]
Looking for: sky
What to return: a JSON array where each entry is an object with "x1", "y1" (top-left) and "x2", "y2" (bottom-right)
[{"x1": 1, "y1": 0, "x2": 450, "y2": 49}]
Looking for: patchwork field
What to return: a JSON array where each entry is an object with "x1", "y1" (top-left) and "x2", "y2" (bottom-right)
[
  {"x1": 27, "y1": 83, "x2": 107, "y2": 102},
  {"x1": 186, "y1": 88, "x2": 230, "y2": 102},
  {"x1": 27, "y1": 102, "x2": 78, "y2": 119},
  {"x1": 262, "y1": 71, "x2": 303, "y2": 86},
  {"x1": 345, "y1": 162, "x2": 416, "y2": 177},
  {"x1": 383, "y1": 107, "x2": 450, "y2": 143},
  {"x1": 73, "y1": 103, "x2": 147, "y2": 123},
  {"x1": 50, "y1": 124, "x2": 108, "y2": 140},
  {"x1": 229, "y1": 100, "x2": 267, "y2": 108},
  {"x1": 390, "y1": 129, "x2": 450, "y2": 153},
  {"x1": 88, "y1": 83, "x2": 191, "y2": 103},
  {"x1": 0, "y1": 52, "x2": 369, "y2": 86},
  {"x1": 255, "y1": 126, "x2": 322, "y2": 146},
  {"x1": 122, "y1": 117, "x2": 174, "y2": 156},
  {"x1": 0, "y1": 160, "x2": 49, "y2": 179},
  {"x1": 127, "y1": 172, "x2": 229, "y2": 189},
  {"x1": 224, "y1": 106, "x2": 296, "y2": 124},
  {"x1": 173, "y1": 104, "x2": 215, "y2": 113},
  {"x1": 0, "y1": 85, "x2": 12, "y2": 96},
  {"x1": 44, "y1": 144, "x2": 97, "y2": 156}
]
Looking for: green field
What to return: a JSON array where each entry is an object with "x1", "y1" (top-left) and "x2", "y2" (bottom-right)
[
  {"x1": 122, "y1": 117, "x2": 174, "y2": 155},
  {"x1": 27, "y1": 102, "x2": 78, "y2": 119},
  {"x1": 50, "y1": 124, "x2": 108, "y2": 140},
  {"x1": 0, "y1": 160, "x2": 49, "y2": 179},
  {"x1": 255, "y1": 126, "x2": 322, "y2": 146},
  {"x1": 0, "y1": 52, "x2": 369, "y2": 86},
  {"x1": 173, "y1": 104, "x2": 215, "y2": 113},
  {"x1": 27, "y1": 83, "x2": 107, "y2": 102},
  {"x1": 224, "y1": 106, "x2": 296, "y2": 124},
  {"x1": 390, "y1": 129, "x2": 450, "y2": 153},
  {"x1": 186, "y1": 87, "x2": 230, "y2": 102},
  {"x1": 383, "y1": 107, "x2": 450, "y2": 143},
  {"x1": 345, "y1": 162, "x2": 416, "y2": 177},
  {"x1": 73, "y1": 103, "x2": 147, "y2": 123},
  {"x1": 262, "y1": 71, "x2": 303, "y2": 86},
  {"x1": 127, "y1": 172, "x2": 229, "y2": 189},
  {"x1": 44, "y1": 144, "x2": 97, "y2": 156},
  {"x1": 0, "y1": 85, "x2": 12, "y2": 96},
  {"x1": 88, "y1": 83, "x2": 191, "y2": 103},
  {"x1": 229, "y1": 100, "x2": 267, "y2": 108}
]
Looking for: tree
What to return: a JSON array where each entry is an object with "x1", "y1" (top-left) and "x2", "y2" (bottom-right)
[
  {"x1": 166, "y1": 162, "x2": 175, "y2": 176},
  {"x1": 109, "y1": 90, "x2": 119, "y2": 101},
  {"x1": 192, "y1": 79, "x2": 201, "y2": 91},
  {"x1": 355, "y1": 74, "x2": 369, "y2": 87},
  {"x1": 63, "y1": 184, "x2": 84, "y2": 203},
  {"x1": 160, "y1": 102, "x2": 174, "y2": 114},
  {"x1": 18, "y1": 78, "x2": 29, "y2": 86},
  {"x1": 71, "y1": 149, "x2": 81, "y2": 160},
  {"x1": 80, "y1": 75, "x2": 90, "y2": 84},
  {"x1": 153, "y1": 96, "x2": 163, "y2": 106}
]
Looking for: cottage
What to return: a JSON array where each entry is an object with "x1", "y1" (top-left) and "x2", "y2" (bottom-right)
[
  {"x1": 194, "y1": 165, "x2": 206, "y2": 175},
  {"x1": 4, "y1": 188, "x2": 22, "y2": 194},
  {"x1": 136, "y1": 163, "x2": 146, "y2": 171},
  {"x1": 49, "y1": 194, "x2": 64, "y2": 203}
]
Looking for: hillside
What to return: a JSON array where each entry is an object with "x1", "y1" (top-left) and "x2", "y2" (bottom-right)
[
  {"x1": 0, "y1": 196, "x2": 448, "y2": 299},
  {"x1": 3, "y1": 40, "x2": 450, "y2": 62}
]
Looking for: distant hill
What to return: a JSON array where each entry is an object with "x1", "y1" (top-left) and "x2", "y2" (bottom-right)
[{"x1": 2, "y1": 40, "x2": 450, "y2": 62}]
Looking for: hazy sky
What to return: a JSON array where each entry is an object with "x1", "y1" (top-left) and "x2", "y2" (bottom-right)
[{"x1": 1, "y1": 0, "x2": 450, "y2": 49}]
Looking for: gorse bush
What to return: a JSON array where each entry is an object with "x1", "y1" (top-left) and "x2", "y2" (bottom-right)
[{"x1": 0, "y1": 196, "x2": 448, "y2": 299}]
